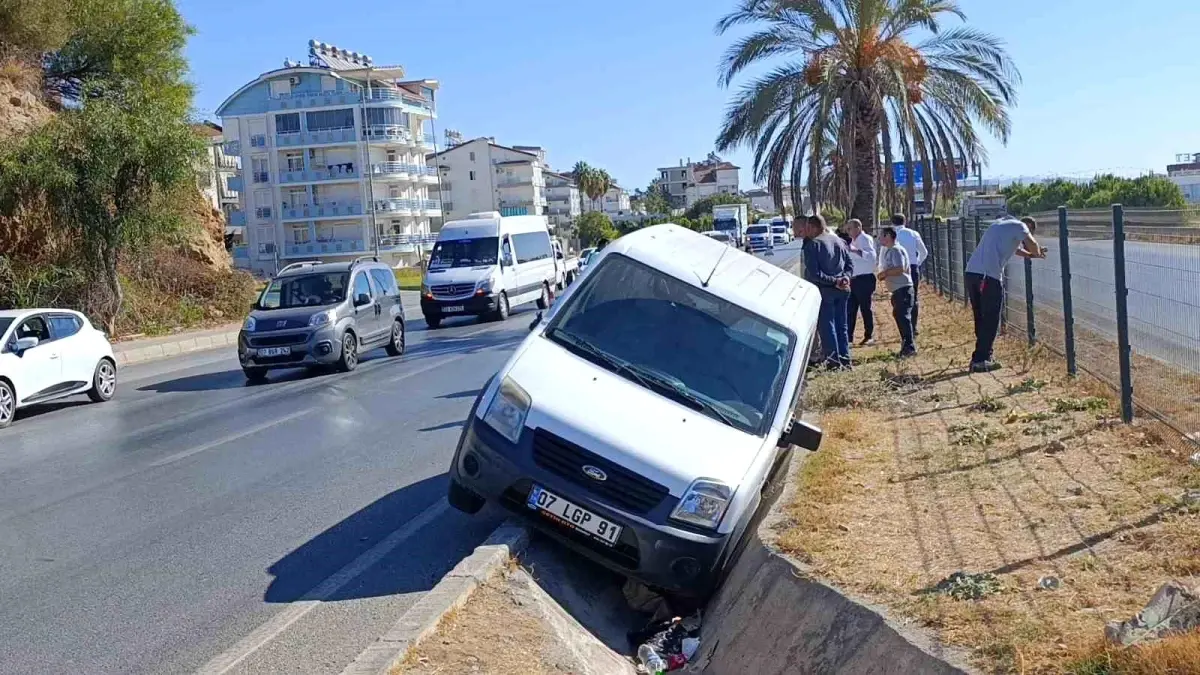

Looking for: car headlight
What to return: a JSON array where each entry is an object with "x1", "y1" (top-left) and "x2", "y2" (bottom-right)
[
  {"x1": 670, "y1": 479, "x2": 732, "y2": 529},
  {"x1": 243, "y1": 316, "x2": 256, "y2": 332},
  {"x1": 481, "y1": 376, "x2": 531, "y2": 444},
  {"x1": 421, "y1": 283, "x2": 431, "y2": 297},
  {"x1": 308, "y1": 310, "x2": 335, "y2": 328},
  {"x1": 477, "y1": 276, "x2": 496, "y2": 293}
]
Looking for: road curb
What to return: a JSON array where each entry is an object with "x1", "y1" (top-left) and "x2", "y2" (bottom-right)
[
  {"x1": 113, "y1": 327, "x2": 241, "y2": 366},
  {"x1": 341, "y1": 518, "x2": 531, "y2": 675}
]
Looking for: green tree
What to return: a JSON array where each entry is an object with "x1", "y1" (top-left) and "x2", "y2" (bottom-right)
[
  {"x1": 639, "y1": 179, "x2": 671, "y2": 215},
  {"x1": 1002, "y1": 175, "x2": 1186, "y2": 215},
  {"x1": 715, "y1": 0, "x2": 1020, "y2": 230},
  {"x1": 576, "y1": 211, "x2": 617, "y2": 246},
  {"x1": 684, "y1": 193, "x2": 746, "y2": 220}
]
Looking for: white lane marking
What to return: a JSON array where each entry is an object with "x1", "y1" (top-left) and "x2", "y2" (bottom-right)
[
  {"x1": 195, "y1": 498, "x2": 451, "y2": 675},
  {"x1": 382, "y1": 354, "x2": 473, "y2": 384},
  {"x1": 147, "y1": 409, "x2": 313, "y2": 468}
]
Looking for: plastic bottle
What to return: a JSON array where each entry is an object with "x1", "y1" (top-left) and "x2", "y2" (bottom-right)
[{"x1": 637, "y1": 643, "x2": 667, "y2": 674}]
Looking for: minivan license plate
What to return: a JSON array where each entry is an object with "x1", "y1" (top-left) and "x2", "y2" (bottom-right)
[
  {"x1": 526, "y1": 485, "x2": 621, "y2": 546},
  {"x1": 258, "y1": 346, "x2": 291, "y2": 357},
  {"x1": 442, "y1": 305, "x2": 464, "y2": 313}
]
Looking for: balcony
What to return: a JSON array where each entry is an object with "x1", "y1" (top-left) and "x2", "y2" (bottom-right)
[
  {"x1": 366, "y1": 88, "x2": 434, "y2": 112},
  {"x1": 229, "y1": 210, "x2": 247, "y2": 227},
  {"x1": 270, "y1": 90, "x2": 360, "y2": 111},
  {"x1": 363, "y1": 124, "x2": 412, "y2": 145},
  {"x1": 420, "y1": 199, "x2": 441, "y2": 213},
  {"x1": 280, "y1": 200, "x2": 365, "y2": 221},
  {"x1": 279, "y1": 165, "x2": 360, "y2": 184},
  {"x1": 371, "y1": 162, "x2": 413, "y2": 180},
  {"x1": 373, "y1": 198, "x2": 417, "y2": 214},
  {"x1": 378, "y1": 233, "x2": 438, "y2": 252},
  {"x1": 283, "y1": 238, "x2": 367, "y2": 258},
  {"x1": 223, "y1": 140, "x2": 241, "y2": 155},
  {"x1": 227, "y1": 175, "x2": 244, "y2": 192},
  {"x1": 547, "y1": 206, "x2": 574, "y2": 215},
  {"x1": 496, "y1": 178, "x2": 542, "y2": 188},
  {"x1": 275, "y1": 128, "x2": 357, "y2": 147}
]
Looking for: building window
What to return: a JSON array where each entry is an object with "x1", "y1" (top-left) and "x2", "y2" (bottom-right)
[
  {"x1": 251, "y1": 157, "x2": 269, "y2": 182},
  {"x1": 365, "y1": 108, "x2": 408, "y2": 127},
  {"x1": 275, "y1": 113, "x2": 300, "y2": 134},
  {"x1": 305, "y1": 108, "x2": 354, "y2": 131},
  {"x1": 469, "y1": 170, "x2": 476, "y2": 181},
  {"x1": 321, "y1": 75, "x2": 336, "y2": 92},
  {"x1": 469, "y1": 151, "x2": 475, "y2": 161}
]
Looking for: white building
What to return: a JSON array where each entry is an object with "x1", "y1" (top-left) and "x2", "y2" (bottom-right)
[
  {"x1": 215, "y1": 41, "x2": 439, "y2": 274},
  {"x1": 1168, "y1": 152, "x2": 1200, "y2": 204},
  {"x1": 543, "y1": 170, "x2": 581, "y2": 231},
  {"x1": 428, "y1": 137, "x2": 554, "y2": 225},
  {"x1": 744, "y1": 186, "x2": 794, "y2": 216},
  {"x1": 192, "y1": 122, "x2": 241, "y2": 226},
  {"x1": 579, "y1": 183, "x2": 632, "y2": 217},
  {"x1": 657, "y1": 153, "x2": 741, "y2": 209}
]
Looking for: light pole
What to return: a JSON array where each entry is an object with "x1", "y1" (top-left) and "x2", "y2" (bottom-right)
[{"x1": 362, "y1": 70, "x2": 379, "y2": 259}]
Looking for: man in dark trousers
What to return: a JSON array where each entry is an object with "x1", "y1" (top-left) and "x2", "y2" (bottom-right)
[
  {"x1": 876, "y1": 227, "x2": 916, "y2": 357},
  {"x1": 795, "y1": 214, "x2": 853, "y2": 369},
  {"x1": 890, "y1": 214, "x2": 928, "y2": 335},
  {"x1": 844, "y1": 218, "x2": 878, "y2": 345},
  {"x1": 964, "y1": 216, "x2": 1047, "y2": 372}
]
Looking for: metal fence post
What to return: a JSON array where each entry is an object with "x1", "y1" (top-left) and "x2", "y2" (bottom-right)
[
  {"x1": 1057, "y1": 206, "x2": 1077, "y2": 376},
  {"x1": 960, "y1": 218, "x2": 970, "y2": 306},
  {"x1": 1023, "y1": 257, "x2": 1035, "y2": 345},
  {"x1": 934, "y1": 219, "x2": 943, "y2": 295},
  {"x1": 1112, "y1": 204, "x2": 1134, "y2": 423}
]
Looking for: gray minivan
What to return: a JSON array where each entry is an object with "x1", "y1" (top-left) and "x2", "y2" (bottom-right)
[{"x1": 238, "y1": 257, "x2": 406, "y2": 381}]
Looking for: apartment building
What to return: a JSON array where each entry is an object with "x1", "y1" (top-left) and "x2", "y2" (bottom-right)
[
  {"x1": 657, "y1": 153, "x2": 741, "y2": 209},
  {"x1": 1168, "y1": 152, "x2": 1200, "y2": 204},
  {"x1": 192, "y1": 122, "x2": 241, "y2": 225},
  {"x1": 579, "y1": 183, "x2": 632, "y2": 217},
  {"x1": 744, "y1": 186, "x2": 794, "y2": 215},
  {"x1": 216, "y1": 41, "x2": 439, "y2": 274},
  {"x1": 428, "y1": 138, "x2": 581, "y2": 230}
]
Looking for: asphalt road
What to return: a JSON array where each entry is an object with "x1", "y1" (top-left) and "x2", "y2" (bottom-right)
[{"x1": 0, "y1": 308, "x2": 539, "y2": 674}]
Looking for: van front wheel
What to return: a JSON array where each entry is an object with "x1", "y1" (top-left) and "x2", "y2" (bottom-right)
[
  {"x1": 536, "y1": 283, "x2": 549, "y2": 310},
  {"x1": 492, "y1": 292, "x2": 510, "y2": 322}
]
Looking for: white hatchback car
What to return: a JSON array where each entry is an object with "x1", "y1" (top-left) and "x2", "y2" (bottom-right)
[{"x1": 0, "y1": 309, "x2": 117, "y2": 429}]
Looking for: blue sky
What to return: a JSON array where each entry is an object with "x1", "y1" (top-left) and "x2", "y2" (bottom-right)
[{"x1": 180, "y1": 0, "x2": 1200, "y2": 191}]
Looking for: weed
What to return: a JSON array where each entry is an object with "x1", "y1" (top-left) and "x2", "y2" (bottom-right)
[
  {"x1": 1052, "y1": 396, "x2": 1109, "y2": 413},
  {"x1": 948, "y1": 421, "x2": 1008, "y2": 447},
  {"x1": 933, "y1": 571, "x2": 1003, "y2": 601},
  {"x1": 1004, "y1": 409, "x2": 1058, "y2": 424},
  {"x1": 1006, "y1": 377, "x2": 1049, "y2": 395},
  {"x1": 880, "y1": 368, "x2": 922, "y2": 389},
  {"x1": 970, "y1": 395, "x2": 1003, "y2": 413}
]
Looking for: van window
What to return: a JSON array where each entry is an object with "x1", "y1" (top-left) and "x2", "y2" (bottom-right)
[
  {"x1": 545, "y1": 254, "x2": 794, "y2": 435},
  {"x1": 259, "y1": 272, "x2": 348, "y2": 309},
  {"x1": 369, "y1": 268, "x2": 399, "y2": 296},
  {"x1": 512, "y1": 231, "x2": 552, "y2": 264},
  {"x1": 352, "y1": 273, "x2": 373, "y2": 302},
  {"x1": 429, "y1": 237, "x2": 499, "y2": 269}
]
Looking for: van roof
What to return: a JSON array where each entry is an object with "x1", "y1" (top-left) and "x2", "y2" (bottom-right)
[
  {"x1": 437, "y1": 214, "x2": 550, "y2": 241},
  {"x1": 275, "y1": 258, "x2": 386, "y2": 278},
  {"x1": 602, "y1": 224, "x2": 817, "y2": 330}
]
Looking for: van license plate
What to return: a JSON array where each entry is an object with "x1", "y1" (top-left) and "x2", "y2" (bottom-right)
[
  {"x1": 442, "y1": 305, "x2": 464, "y2": 313},
  {"x1": 526, "y1": 485, "x2": 621, "y2": 546},
  {"x1": 258, "y1": 346, "x2": 291, "y2": 357}
]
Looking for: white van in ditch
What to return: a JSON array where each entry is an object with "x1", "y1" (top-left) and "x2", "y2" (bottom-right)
[
  {"x1": 420, "y1": 212, "x2": 558, "y2": 328},
  {"x1": 446, "y1": 224, "x2": 824, "y2": 597}
]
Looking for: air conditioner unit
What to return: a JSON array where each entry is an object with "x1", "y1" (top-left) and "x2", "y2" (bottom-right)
[{"x1": 289, "y1": 76, "x2": 300, "y2": 86}]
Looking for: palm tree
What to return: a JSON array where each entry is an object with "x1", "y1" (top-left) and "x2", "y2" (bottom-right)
[
  {"x1": 715, "y1": 0, "x2": 1019, "y2": 228},
  {"x1": 591, "y1": 169, "x2": 613, "y2": 212},
  {"x1": 571, "y1": 160, "x2": 595, "y2": 211}
]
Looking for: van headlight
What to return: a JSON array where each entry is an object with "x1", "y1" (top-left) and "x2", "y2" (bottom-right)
[
  {"x1": 481, "y1": 376, "x2": 531, "y2": 444},
  {"x1": 242, "y1": 316, "x2": 256, "y2": 332},
  {"x1": 670, "y1": 479, "x2": 732, "y2": 529},
  {"x1": 309, "y1": 310, "x2": 335, "y2": 328},
  {"x1": 477, "y1": 276, "x2": 496, "y2": 293}
]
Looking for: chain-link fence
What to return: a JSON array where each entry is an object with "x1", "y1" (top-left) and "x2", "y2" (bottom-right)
[{"x1": 917, "y1": 207, "x2": 1200, "y2": 449}]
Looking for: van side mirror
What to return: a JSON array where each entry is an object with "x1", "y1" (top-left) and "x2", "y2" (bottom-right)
[
  {"x1": 779, "y1": 419, "x2": 822, "y2": 451},
  {"x1": 355, "y1": 293, "x2": 371, "y2": 307},
  {"x1": 528, "y1": 311, "x2": 543, "y2": 332}
]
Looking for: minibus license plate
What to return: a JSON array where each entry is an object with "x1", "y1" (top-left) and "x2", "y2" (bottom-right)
[
  {"x1": 443, "y1": 305, "x2": 464, "y2": 313},
  {"x1": 526, "y1": 485, "x2": 621, "y2": 546}
]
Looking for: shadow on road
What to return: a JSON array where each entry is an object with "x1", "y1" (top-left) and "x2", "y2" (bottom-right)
[
  {"x1": 263, "y1": 473, "x2": 453, "y2": 603},
  {"x1": 418, "y1": 420, "x2": 464, "y2": 433},
  {"x1": 437, "y1": 389, "x2": 482, "y2": 400},
  {"x1": 14, "y1": 398, "x2": 93, "y2": 422},
  {"x1": 136, "y1": 354, "x2": 393, "y2": 393}
]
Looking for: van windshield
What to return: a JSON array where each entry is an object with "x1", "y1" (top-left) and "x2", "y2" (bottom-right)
[
  {"x1": 429, "y1": 237, "x2": 499, "y2": 269},
  {"x1": 746, "y1": 225, "x2": 768, "y2": 234},
  {"x1": 771, "y1": 224, "x2": 788, "y2": 233},
  {"x1": 259, "y1": 272, "x2": 349, "y2": 309},
  {"x1": 545, "y1": 254, "x2": 794, "y2": 435}
]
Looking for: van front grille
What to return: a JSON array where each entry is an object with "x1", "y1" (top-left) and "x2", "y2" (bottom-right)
[
  {"x1": 531, "y1": 429, "x2": 669, "y2": 514},
  {"x1": 431, "y1": 283, "x2": 475, "y2": 297}
]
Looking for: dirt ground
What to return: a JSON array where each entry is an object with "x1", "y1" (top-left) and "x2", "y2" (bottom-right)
[{"x1": 784, "y1": 288, "x2": 1200, "y2": 674}]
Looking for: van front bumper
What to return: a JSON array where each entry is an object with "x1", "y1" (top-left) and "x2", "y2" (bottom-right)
[
  {"x1": 420, "y1": 294, "x2": 498, "y2": 318},
  {"x1": 237, "y1": 325, "x2": 343, "y2": 369},
  {"x1": 449, "y1": 415, "x2": 732, "y2": 595}
]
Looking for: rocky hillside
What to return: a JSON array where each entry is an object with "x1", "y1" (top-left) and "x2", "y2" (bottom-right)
[{"x1": 0, "y1": 62, "x2": 52, "y2": 140}]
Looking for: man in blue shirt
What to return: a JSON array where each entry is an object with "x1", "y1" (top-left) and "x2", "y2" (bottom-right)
[
  {"x1": 964, "y1": 216, "x2": 1047, "y2": 372},
  {"x1": 795, "y1": 214, "x2": 853, "y2": 369}
]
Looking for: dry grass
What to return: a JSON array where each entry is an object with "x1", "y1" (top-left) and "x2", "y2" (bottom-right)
[
  {"x1": 1068, "y1": 632, "x2": 1200, "y2": 674},
  {"x1": 779, "y1": 289, "x2": 1200, "y2": 674}
]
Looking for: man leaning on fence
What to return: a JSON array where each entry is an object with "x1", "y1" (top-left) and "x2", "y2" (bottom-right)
[
  {"x1": 964, "y1": 215, "x2": 1047, "y2": 373},
  {"x1": 795, "y1": 214, "x2": 854, "y2": 369}
]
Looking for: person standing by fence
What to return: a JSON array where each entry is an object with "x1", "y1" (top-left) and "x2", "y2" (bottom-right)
[
  {"x1": 876, "y1": 227, "x2": 917, "y2": 357},
  {"x1": 795, "y1": 214, "x2": 854, "y2": 369},
  {"x1": 964, "y1": 216, "x2": 1047, "y2": 373},
  {"x1": 890, "y1": 214, "x2": 929, "y2": 335},
  {"x1": 844, "y1": 219, "x2": 878, "y2": 345}
]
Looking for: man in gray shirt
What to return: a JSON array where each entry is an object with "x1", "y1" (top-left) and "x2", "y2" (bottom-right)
[
  {"x1": 964, "y1": 216, "x2": 1047, "y2": 372},
  {"x1": 876, "y1": 227, "x2": 916, "y2": 357}
]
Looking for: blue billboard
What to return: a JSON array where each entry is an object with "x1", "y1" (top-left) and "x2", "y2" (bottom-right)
[{"x1": 892, "y1": 160, "x2": 968, "y2": 186}]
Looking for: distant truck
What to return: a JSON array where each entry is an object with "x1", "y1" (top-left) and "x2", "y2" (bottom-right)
[
  {"x1": 551, "y1": 239, "x2": 579, "y2": 289},
  {"x1": 961, "y1": 194, "x2": 1008, "y2": 221},
  {"x1": 712, "y1": 203, "x2": 749, "y2": 246}
]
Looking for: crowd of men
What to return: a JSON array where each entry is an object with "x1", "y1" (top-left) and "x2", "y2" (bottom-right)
[{"x1": 793, "y1": 211, "x2": 1046, "y2": 373}]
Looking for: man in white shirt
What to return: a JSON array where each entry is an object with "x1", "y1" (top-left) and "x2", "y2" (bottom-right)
[
  {"x1": 890, "y1": 214, "x2": 928, "y2": 335},
  {"x1": 843, "y1": 219, "x2": 878, "y2": 345}
]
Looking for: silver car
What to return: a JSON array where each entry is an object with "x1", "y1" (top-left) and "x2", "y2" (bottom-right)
[{"x1": 238, "y1": 257, "x2": 406, "y2": 382}]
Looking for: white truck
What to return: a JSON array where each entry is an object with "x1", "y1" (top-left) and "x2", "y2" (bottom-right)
[
  {"x1": 552, "y1": 240, "x2": 580, "y2": 289},
  {"x1": 961, "y1": 194, "x2": 1008, "y2": 221},
  {"x1": 712, "y1": 203, "x2": 749, "y2": 247}
]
